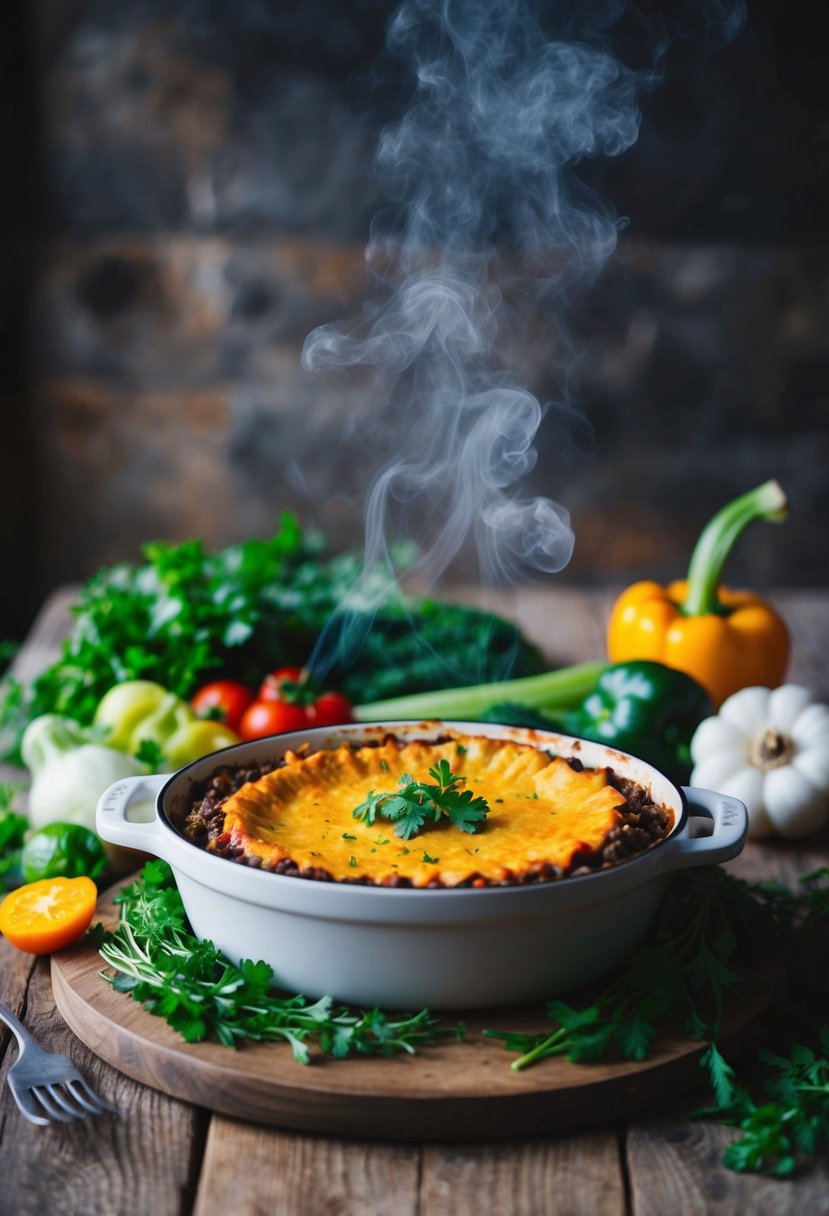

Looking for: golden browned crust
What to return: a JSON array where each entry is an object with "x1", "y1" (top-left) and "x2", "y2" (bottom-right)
[{"x1": 209, "y1": 734, "x2": 632, "y2": 888}]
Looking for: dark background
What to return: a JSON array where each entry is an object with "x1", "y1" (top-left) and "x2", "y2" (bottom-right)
[{"x1": 2, "y1": 0, "x2": 827, "y2": 640}]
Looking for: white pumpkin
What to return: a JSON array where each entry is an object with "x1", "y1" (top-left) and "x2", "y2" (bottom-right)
[{"x1": 690, "y1": 684, "x2": 829, "y2": 840}]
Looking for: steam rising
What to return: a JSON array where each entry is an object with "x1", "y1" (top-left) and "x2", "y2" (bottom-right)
[
  {"x1": 302, "y1": 0, "x2": 743, "y2": 638},
  {"x1": 303, "y1": 0, "x2": 650, "y2": 595}
]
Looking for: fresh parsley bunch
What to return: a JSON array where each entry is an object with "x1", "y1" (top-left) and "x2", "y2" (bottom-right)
[
  {"x1": 0, "y1": 513, "x2": 545, "y2": 764},
  {"x1": 96, "y1": 860, "x2": 441, "y2": 1063},
  {"x1": 352, "y1": 759, "x2": 490, "y2": 840}
]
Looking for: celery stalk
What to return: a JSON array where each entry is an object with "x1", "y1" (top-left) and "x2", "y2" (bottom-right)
[{"x1": 352, "y1": 660, "x2": 606, "y2": 723}]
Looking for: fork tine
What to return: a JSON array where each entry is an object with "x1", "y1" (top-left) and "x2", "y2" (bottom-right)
[
  {"x1": 46, "y1": 1083, "x2": 88, "y2": 1119},
  {"x1": 65, "y1": 1078, "x2": 118, "y2": 1117},
  {"x1": 29, "y1": 1085, "x2": 77, "y2": 1123},
  {"x1": 7, "y1": 1083, "x2": 51, "y2": 1127}
]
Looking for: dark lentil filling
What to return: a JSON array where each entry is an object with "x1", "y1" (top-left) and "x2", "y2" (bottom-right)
[{"x1": 171, "y1": 743, "x2": 673, "y2": 887}]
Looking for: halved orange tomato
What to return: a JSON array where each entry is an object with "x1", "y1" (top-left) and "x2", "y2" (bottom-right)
[{"x1": 0, "y1": 876, "x2": 98, "y2": 955}]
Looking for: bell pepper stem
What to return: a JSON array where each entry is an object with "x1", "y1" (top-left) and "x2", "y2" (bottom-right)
[{"x1": 682, "y1": 480, "x2": 788, "y2": 617}]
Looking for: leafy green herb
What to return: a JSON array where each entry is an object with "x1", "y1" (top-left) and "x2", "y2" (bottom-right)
[
  {"x1": 352, "y1": 759, "x2": 490, "y2": 841},
  {"x1": 487, "y1": 865, "x2": 829, "y2": 1179},
  {"x1": 486, "y1": 867, "x2": 773, "y2": 1071},
  {"x1": 422, "y1": 851, "x2": 439, "y2": 864},
  {"x1": 1, "y1": 513, "x2": 544, "y2": 763},
  {"x1": 342, "y1": 833, "x2": 357, "y2": 841},
  {"x1": 0, "y1": 640, "x2": 18, "y2": 668},
  {"x1": 98, "y1": 861, "x2": 442, "y2": 1062},
  {"x1": 693, "y1": 1038, "x2": 829, "y2": 1178},
  {"x1": 0, "y1": 782, "x2": 26, "y2": 892},
  {"x1": 134, "y1": 738, "x2": 166, "y2": 770}
]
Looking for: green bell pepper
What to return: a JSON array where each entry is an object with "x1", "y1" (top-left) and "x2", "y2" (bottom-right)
[
  {"x1": 560, "y1": 660, "x2": 712, "y2": 785},
  {"x1": 482, "y1": 660, "x2": 711, "y2": 785}
]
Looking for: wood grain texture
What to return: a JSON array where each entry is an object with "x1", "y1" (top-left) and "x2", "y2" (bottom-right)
[
  {"x1": 626, "y1": 1110, "x2": 829, "y2": 1216},
  {"x1": 0, "y1": 960, "x2": 206, "y2": 1216},
  {"x1": 194, "y1": 1121, "x2": 421, "y2": 1216},
  {"x1": 420, "y1": 1134, "x2": 627, "y2": 1216}
]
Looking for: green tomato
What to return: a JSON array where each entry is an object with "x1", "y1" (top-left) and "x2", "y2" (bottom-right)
[{"x1": 21, "y1": 823, "x2": 108, "y2": 884}]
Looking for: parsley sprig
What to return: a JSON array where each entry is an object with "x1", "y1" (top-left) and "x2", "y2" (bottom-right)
[
  {"x1": 485, "y1": 867, "x2": 764, "y2": 1070},
  {"x1": 694, "y1": 1037, "x2": 829, "y2": 1177},
  {"x1": 96, "y1": 860, "x2": 442, "y2": 1063},
  {"x1": 352, "y1": 758, "x2": 490, "y2": 840},
  {"x1": 486, "y1": 865, "x2": 829, "y2": 1178}
]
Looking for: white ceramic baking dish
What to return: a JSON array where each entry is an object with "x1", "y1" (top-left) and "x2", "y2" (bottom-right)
[{"x1": 96, "y1": 721, "x2": 747, "y2": 1010}]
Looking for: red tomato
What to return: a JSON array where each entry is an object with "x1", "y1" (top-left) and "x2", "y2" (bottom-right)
[
  {"x1": 191, "y1": 681, "x2": 255, "y2": 733},
  {"x1": 258, "y1": 667, "x2": 305, "y2": 702},
  {"x1": 238, "y1": 699, "x2": 309, "y2": 739},
  {"x1": 310, "y1": 691, "x2": 353, "y2": 726}
]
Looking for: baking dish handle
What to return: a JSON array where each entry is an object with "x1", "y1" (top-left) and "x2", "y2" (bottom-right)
[
  {"x1": 96, "y1": 773, "x2": 169, "y2": 852},
  {"x1": 664, "y1": 786, "x2": 749, "y2": 868}
]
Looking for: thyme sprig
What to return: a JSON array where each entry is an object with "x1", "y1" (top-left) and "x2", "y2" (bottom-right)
[{"x1": 96, "y1": 860, "x2": 442, "y2": 1063}]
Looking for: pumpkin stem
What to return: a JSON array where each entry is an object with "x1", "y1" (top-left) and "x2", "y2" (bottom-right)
[
  {"x1": 682, "y1": 480, "x2": 788, "y2": 617},
  {"x1": 750, "y1": 727, "x2": 795, "y2": 771}
]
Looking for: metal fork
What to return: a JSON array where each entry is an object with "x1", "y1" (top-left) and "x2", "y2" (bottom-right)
[{"x1": 0, "y1": 1001, "x2": 117, "y2": 1125}]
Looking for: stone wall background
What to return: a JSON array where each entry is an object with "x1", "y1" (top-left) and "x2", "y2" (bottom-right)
[{"x1": 2, "y1": 0, "x2": 828, "y2": 639}]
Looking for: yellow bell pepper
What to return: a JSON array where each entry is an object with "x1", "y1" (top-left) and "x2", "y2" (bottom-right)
[{"x1": 607, "y1": 480, "x2": 790, "y2": 708}]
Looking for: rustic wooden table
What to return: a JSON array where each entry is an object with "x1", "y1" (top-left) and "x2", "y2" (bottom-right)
[{"x1": 1, "y1": 586, "x2": 828, "y2": 1216}]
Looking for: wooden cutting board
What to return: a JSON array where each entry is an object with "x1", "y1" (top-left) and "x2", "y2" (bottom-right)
[{"x1": 51, "y1": 882, "x2": 778, "y2": 1141}]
